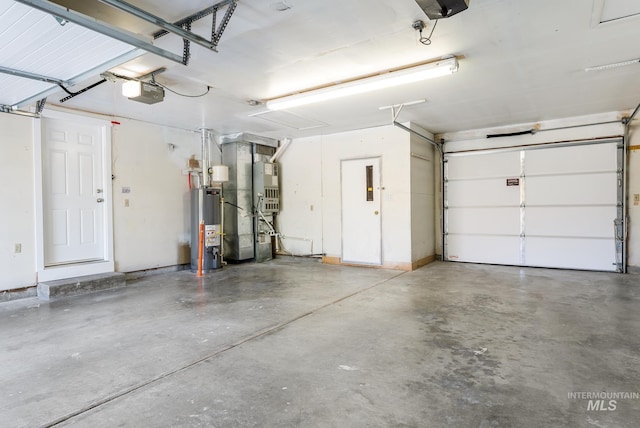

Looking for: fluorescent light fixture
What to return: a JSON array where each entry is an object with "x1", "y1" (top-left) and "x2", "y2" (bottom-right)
[
  {"x1": 266, "y1": 57, "x2": 458, "y2": 111},
  {"x1": 585, "y1": 58, "x2": 640, "y2": 72},
  {"x1": 122, "y1": 80, "x2": 142, "y2": 97}
]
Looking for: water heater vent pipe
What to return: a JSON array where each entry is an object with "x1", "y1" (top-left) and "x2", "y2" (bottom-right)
[
  {"x1": 270, "y1": 137, "x2": 292, "y2": 163},
  {"x1": 201, "y1": 128, "x2": 210, "y2": 188}
]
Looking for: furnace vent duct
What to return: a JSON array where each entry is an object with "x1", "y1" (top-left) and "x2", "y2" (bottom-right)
[{"x1": 414, "y1": 0, "x2": 469, "y2": 19}]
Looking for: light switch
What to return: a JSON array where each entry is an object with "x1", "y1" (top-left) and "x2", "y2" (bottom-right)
[
  {"x1": 634, "y1": 194, "x2": 639, "y2": 206},
  {"x1": 124, "y1": 199, "x2": 130, "y2": 207}
]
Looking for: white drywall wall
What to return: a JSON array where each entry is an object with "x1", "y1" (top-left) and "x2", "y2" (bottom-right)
[
  {"x1": 276, "y1": 137, "x2": 323, "y2": 256},
  {"x1": 111, "y1": 119, "x2": 201, "y2": 272},
  {"x1": 0, "y1": 111, "x2": 204, "y2": 291},
  {"x1": 278, "y1": 125, "x2": 413, "y2": 266},
  {"x1": 409, "y1": 123, "x2": 436, "y2": 262},
  {"x1": 321, "y1": 125, "x2": 411, "y2": 264},
  {"x1": 0, "y1": 115, "x2": 36, "y2": 291}
]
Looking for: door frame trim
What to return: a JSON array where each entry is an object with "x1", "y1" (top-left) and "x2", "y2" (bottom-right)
[
  {"x1": 34, "y1": 110, "x2": 115, "y2": 282},
  {"x1": 340, "y1": 156, "x2": 383, "y2": 266}
]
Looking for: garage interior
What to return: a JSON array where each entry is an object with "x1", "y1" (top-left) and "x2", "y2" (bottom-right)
[{"x1": 1, "y1": 0, "x2": 640, "y2": 427}]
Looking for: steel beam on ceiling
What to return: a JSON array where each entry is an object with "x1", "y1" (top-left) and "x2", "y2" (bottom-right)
[
  {"x1": 96, "y1": 0, "x2": 218, "y2": 52},
  {"x1": 15, "y1": 0, "x2": 184, "y2": 64}
]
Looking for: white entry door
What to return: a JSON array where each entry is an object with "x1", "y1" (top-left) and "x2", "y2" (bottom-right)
[
  {"x1": 42, "y1": 117, "x2": 107, "y2": 266},
  {"x1": 341, "y1": 158, "x2": 382, "y2": 265}
]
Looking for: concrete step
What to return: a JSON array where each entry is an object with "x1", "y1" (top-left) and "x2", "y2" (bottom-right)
[{"x1": 37, "y1": 272, "x2": 126, "y2": 300}]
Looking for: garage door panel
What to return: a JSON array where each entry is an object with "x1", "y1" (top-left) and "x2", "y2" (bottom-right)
[
  {"x1": 448, "y1": 207, "x2": 520, "y2": 235},
  {"x1": 525, "y1": 237, "x2": 616, "y2": 271},
  {"x1": 526, "y1": 173, "x2": 617, "y2": 206},
  {"x1": 447, "y1": 235, "x2": 521, "y2": 265},
  {"x1": 525, "y1": 144, "x2": 617, "y2": 175},
  {"x1": 526, "y1": 206, "x2": 617, "y2": 238},
  {"x1": 444, "y1": 140, "x2": 622, "y2": 272},
  {"x1": 447, "y1": 151, "x2": 520, "y2": 180},
  {"x1": 447, "y1": 179, "x2": 520, "y2": 207}
]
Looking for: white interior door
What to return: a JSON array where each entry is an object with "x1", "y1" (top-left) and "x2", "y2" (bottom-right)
[
  {"x1": 341, "y1": 158, "x2": 382, "y2": 265},
  {"x1": 42, "y1": 117, "x2": 106, "y2": 266}
]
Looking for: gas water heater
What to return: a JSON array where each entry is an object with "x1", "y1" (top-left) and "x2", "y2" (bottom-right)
[{"x1": 190, "y1": 187, "x2": 223, "y2": 272}]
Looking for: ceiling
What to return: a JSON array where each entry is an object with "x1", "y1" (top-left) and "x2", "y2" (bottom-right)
[{"x1": 2, "y1": 0, "x2": 640, "y2": 138}]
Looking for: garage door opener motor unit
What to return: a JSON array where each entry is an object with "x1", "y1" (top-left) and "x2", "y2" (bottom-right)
[{"x1": 414, "y1": 0, "x2": 469, "y2": 19}]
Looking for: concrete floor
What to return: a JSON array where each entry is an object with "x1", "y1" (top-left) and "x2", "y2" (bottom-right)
[{"x1": 1, "y1": 259, "x2": 639, "y2": 428}]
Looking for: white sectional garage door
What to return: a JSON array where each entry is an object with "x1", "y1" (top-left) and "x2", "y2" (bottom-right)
[{"x1": 444, "y1": 140, "x2": 623, "y2": 272}]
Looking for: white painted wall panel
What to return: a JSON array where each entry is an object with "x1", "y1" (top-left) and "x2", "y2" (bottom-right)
[
  {"x1": 111, "y1": 120, "x2": 201, "y2": 272},
  {"x1": 276, "y1": 138, "x2": 323, "y2": 256},
  {"x1": 409, "y1": 123, "x2": 436, "y2": 263},
  {"x1": 0, "y1": 114, "x2": 36, "y2": 291}
]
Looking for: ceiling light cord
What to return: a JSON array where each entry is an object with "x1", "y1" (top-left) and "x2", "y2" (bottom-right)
[
  {"x1": 418, "y1": 19, "x2": 438, "y2": 46},
  {"x1": 154, "y1": 82, "x2": 211, "y2": 98}
]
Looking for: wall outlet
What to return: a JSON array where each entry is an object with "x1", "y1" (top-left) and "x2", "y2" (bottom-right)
[
  {"x1": 634, "y1": 194, "x2": 639, "y2": 206},
  {"x1": 124, "y1": 199, "x2": 130, "y2": 207},
  {"x1": 14, "y1": 243, "x2": 21, "y2": 253}
]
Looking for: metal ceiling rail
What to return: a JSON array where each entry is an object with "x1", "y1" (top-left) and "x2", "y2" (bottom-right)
[
  {"x1": 15, "y1": 48, "x2": 145, "y2": 109},
  {"x1": 0, "y1": 104, "x2": 40, "y2": 118},
  {"x1": 96, "y1": 0, "x2": 218, "y2": 52},
  {"x1": 15, "y1": 0, "x2": 184, "y2": 64},
  {"x1": 0, "y1": 66, "x2": 67, "y2": 85}
]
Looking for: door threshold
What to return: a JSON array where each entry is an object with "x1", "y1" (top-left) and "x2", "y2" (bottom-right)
[
  {"x1": 45, "y1": 259, "x2": 105, "y2": 268},
  {"x1": 38, "y1": 260, "x2": 115, "y2": 283}
]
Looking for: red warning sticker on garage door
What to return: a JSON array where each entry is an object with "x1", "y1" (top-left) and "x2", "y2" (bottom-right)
[{"x1": 506, "y1": 178, "x2": 520, "y2": 186}]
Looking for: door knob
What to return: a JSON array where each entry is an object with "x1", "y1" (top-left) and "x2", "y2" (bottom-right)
[{"x1": 97, "y1": 198, "x2": 104, "y2": 203}]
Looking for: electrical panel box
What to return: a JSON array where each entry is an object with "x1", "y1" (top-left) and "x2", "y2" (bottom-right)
[{"x1": 254, "y1": 161, "x2": 280, "y2": 213}]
